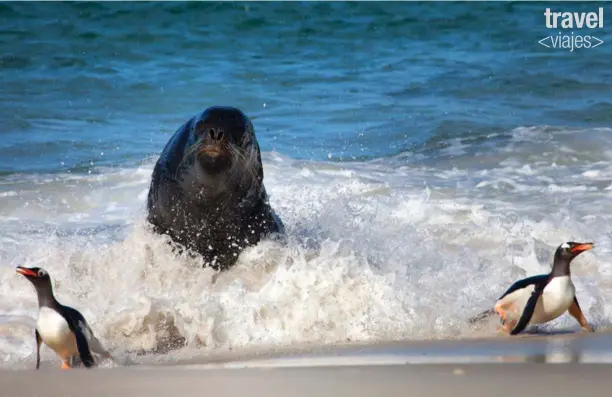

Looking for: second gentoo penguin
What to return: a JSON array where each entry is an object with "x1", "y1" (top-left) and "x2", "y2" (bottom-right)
[
  {"x1": 16, "y1": 266, "x2": 113, "y2": 369},
  {"x1": 492, "y1": 241, "x2": 596, "y2": 335}
]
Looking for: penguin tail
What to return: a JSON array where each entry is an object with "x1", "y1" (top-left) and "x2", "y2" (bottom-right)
[
  {"x1": 87, "y1": 334, "x2": 116, "y2": 363},
  {"x1": 468, "y1": 308, "x2": 496, "y2": 325}
]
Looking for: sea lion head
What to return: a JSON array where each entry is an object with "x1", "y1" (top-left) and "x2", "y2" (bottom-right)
[{"x1": 178, "y1": 106, "x2": 263, "y2": 199}]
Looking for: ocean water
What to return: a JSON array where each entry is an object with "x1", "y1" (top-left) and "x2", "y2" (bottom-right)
[{"x1": 1, "y1": 1, "x2": 612, "y2": 368}]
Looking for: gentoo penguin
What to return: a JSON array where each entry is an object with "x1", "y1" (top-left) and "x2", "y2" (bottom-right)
[
  {"x1": 16, "y1": 266, "x2": 113, "y2": 369},
  {"x1": 493, "y1": 241, "x2": 595, "y2": 335}
]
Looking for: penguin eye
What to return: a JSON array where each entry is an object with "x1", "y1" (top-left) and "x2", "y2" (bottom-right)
[{"x1": 37, "y1": 270, "x2": 46, "y2": 277}]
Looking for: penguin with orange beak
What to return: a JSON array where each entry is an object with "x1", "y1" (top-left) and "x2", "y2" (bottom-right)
[
  {"x1": 16, "y1": 266, "x2": 113, "y2": 369},
  {"x1": 492, "y1": 241, "x2": 596, "y2": 335}
]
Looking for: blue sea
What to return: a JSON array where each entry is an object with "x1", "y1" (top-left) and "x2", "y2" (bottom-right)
[{"x1": 1, "y1": 1, "x2": 612, "y2": 368}]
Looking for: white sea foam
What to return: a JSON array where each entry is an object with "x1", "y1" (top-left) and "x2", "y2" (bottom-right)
[{"x1": 1, "y1": 127, "x2": 612, "y2": 369}]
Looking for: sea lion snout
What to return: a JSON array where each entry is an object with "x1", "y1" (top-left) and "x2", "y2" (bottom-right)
[
  {"x1": 198, "y1": 126, "x2": 228, "y2": 158},
  {"x1": 198, "y1": 144, "x2": 226, "y2": 158},
  {"x1": 196, "y1": 143, "x2": 231, "y2": 171},
  {"x1": 195, "y1": 126, "x2": 232, "y2": 168}
]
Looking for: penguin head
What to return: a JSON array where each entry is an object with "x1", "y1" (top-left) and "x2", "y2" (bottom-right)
[
  {"x1": 16, "y1": 266, "x2": 51, "y2": 288},
  {"x1": 554, "y1": 241, "x2": 594, "y2": 264}
]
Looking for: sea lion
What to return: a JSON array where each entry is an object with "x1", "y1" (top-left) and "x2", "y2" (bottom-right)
[{"x1": 146, "y1": 106, "x2": 284, "y2": 271}]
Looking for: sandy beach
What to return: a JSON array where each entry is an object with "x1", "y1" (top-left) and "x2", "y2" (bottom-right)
[
  {"x1": 3, "y1": 331, "x2": 612, "y2": 397},
  {"x1": 4, "y1": 363, "x2": 612, "y2": 397}
]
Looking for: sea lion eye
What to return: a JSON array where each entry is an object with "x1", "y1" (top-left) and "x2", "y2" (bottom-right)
[{"x1": 194, "y1": 120, "x2": 210, "y2": 136}]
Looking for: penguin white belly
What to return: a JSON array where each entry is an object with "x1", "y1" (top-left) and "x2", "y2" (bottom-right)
[
  {"x1": 532, "y1": 276, "x2": 575, "y2": 324},
  {"x1": 37, "y1": 307, "x2": 78, "y2": 360},
  {"x1": 498, "y1": 276, "x2": 575, "y2": 325}
]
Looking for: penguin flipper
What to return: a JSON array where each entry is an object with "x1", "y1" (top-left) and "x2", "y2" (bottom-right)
[
  {"x1": 59, "y1": 306, "x2": 95, "y2": 368},
  {"x1": 35, "y1": 329, "x2": 42, "y2": 370},
  {"x1": 70, "y1": 320, "x2": 96, "y2": 368},
  {"x1": 498, "y1": 274, "x2": 548, "y2": 300},
  {"x1": 510, "y1": 284, "x2": 545, "y2": 335},
  {"x1": 87, "y1": 330, "x2": 114, "y2": 360}
]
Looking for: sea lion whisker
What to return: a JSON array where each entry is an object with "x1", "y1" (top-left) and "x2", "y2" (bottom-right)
[
  {"x1": 228, "y1": 145, "x2": 260, "y2": 191},
  {"x1": 235, "y1": 146, "x2": 258, "y2": 181},
  {"x1": 225, "y1": 147, "x2": 249, "y2": 194},
  {"x1": 175, "y1": 141, "x2": 204, "y2": 179}
]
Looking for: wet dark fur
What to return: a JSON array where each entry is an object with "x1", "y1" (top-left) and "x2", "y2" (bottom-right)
[{"x1": 146, "y1": 106, "x2": 284, "y2": 271}]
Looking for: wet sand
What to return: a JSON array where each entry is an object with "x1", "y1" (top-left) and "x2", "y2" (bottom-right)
[
  {"x1": 4, "y1": 363, "x2": 612, "y2": 397},
  {"x1": 168, "y1": 328, "x2": 612, "y2": 367},
  {"x1": 3, "y1": 331, "x2": 612, "y2": 397}
]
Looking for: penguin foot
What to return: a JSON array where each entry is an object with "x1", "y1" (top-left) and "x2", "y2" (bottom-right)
[
  {"x1": 494, "y1": 304, "x2": 509, "y2": 322},
  {"x1": 582, "y1": 324, "x2": 595, "y2": 332},
  {"x1": 568, "y1": 300, "x2": 595, "y2": 333},
  {"x1": 497, "y1": 320, "x2": 517, "y2": 334},
  {"x1": 61, "y1": 361, "x2": 71, "y2": 370},
  {"x1": 496, "y1": 310, "x2": 509, "y2": 328}
]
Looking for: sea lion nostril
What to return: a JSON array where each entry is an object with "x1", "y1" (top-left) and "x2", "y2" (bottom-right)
[{"x1": 210, "y1": 128, "x2": 224, "y2": 141}]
